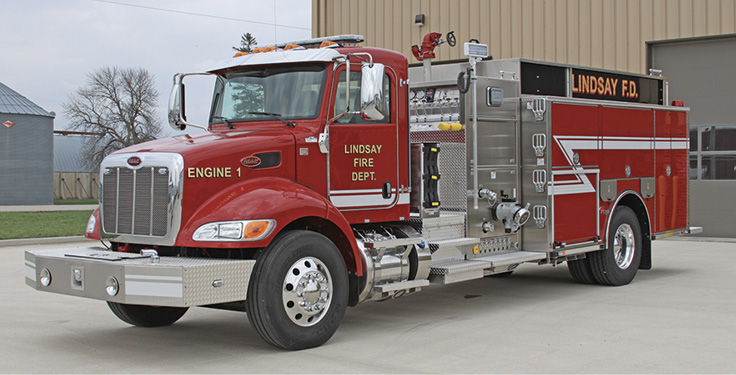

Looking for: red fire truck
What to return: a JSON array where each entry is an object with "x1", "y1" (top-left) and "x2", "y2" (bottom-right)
[{"x1": 26, "y1": 34, "x2": 700, "y2": 350}]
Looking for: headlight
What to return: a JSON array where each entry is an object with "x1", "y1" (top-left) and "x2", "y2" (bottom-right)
[
  {"x1": 40, "y1": 268, "x2": 52, "y2": 286},
  {"x1": 85, "y1": 213, "x2": 96, "y2": 234},
  {"x1": 105, "y1": 276, "x2": 119, "y2": 296},
  {"x1": 192, "y1": 220, "x2": 275, "y2": 242}
]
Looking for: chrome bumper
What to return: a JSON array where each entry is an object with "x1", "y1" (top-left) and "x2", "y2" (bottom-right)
[{"x1": 25, "y1": 247, "x2": 255, "y2": 307}]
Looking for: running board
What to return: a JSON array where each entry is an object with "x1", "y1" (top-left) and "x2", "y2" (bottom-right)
[
  {"x1": 430, "y1": 237, "x2": 479, "y2": 261},
  {"x1": 430, "y1": 251, "x2": 547, "y2": 284}
]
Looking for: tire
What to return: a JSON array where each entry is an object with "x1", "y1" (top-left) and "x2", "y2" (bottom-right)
[
  {"x1": 107, "y1": 302, "x2": 188, "y2": 327},
  {"x1": 588, "y1": 206, "x2": 642, "y2": 286},
  {"x1": 246, "y1": 230, "x2": 348, "y2": 350},
  {"x1": 567, "y1": 258, "x2": 598, "y2": 284}
]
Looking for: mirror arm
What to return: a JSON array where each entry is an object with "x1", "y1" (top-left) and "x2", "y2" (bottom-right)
[{"x1": 169, "y1": 72, "x2": 212, "y2": 131}]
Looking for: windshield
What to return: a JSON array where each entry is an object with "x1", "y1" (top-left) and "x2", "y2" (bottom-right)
[{"x1": 211, "y1": 63, "x2": 326, "y2": 124}]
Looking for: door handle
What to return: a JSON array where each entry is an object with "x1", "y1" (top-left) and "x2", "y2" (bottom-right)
[{"x1": 382, "y1": 182, "x2": 392, "y2": 199}]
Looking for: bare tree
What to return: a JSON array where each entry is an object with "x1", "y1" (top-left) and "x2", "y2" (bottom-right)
[
  {"x1": 63, "y1": 66, "x2": 162, "y2": 169},
  {"x1": 233, "y1": 32, "x2": 257, "y2": 53}
]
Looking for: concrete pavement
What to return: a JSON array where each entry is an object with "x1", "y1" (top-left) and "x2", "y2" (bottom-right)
[{"x1": 3, "y1": 239, "x2": 735, "y2": 373}]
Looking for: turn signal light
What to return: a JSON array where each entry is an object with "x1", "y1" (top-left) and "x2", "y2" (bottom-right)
[{"x1": 244, "y1": 221, "x2": 271, "y2": 240}]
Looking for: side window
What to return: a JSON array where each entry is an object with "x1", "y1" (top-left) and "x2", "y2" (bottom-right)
[{"x1": 334, "y1": 70, "x2": 391, "y2": 124}]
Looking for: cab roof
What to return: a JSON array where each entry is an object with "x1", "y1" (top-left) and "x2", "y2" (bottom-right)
[
  {"x1": 208, "y1": 47, "x2": 341, "y2": 73},
  {"x1": 208, "y1": 34, "x2": 366, "y2": 73}
]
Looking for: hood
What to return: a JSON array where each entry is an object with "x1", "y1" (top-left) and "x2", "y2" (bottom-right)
[{"x1": 115, "y1": 129, "x2": 295, "y2": 167}]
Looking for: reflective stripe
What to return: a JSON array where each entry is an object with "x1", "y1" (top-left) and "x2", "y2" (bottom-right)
[
  {"x1": 125, "y1": 274, "x2": 183, "y2": 298},
  {"x1": 331, "y1": 192, "x2": 410, "y2": 208},
  {"x1": 551, "y1": 135, "x2": 688, "y2": 197},
  {"x1": 125, "y1": 275, "x2": 183, "y2": 282},
  {"x1": 25, "y1": 261, "x2": 36, "y2": 282},
  {"x1": 330, "y1": 189, "x2": 383, "y2": 195},
  {"x1": 125, "y1": 281, "x2": 183, "y2": 298}
]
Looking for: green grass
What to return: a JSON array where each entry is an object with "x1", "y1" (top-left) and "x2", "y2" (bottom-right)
[
  {"x1": 0, "y1": 211, "x2": 93, "y2": 240},
  {"x1": 53, "y1": 199, "x2": 98, "y2": 205}
]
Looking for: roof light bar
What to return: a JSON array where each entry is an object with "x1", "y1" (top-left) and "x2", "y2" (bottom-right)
[{"x1": 272, "y1": 34, "x2": 364, "y2": 49}]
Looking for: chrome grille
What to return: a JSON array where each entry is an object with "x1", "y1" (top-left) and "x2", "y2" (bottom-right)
[{"x1": 102, "y1": 166, "x2": 170, "y2": 237}]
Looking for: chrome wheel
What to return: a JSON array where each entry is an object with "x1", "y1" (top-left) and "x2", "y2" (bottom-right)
[
  {"x1": 282, "y1": 257, "x2": 333, "y2": 327},
  {"x1": 613, "y1": 223, "x2": 636, "y2": 269}
]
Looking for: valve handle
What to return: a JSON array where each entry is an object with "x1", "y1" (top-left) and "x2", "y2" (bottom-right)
[{"x1": 446, "y1": 31, "x2": 457, "y2": 47}]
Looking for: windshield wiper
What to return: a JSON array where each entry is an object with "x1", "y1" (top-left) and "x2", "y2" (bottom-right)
[
  {"x1": 212, "y1": 116, "x2": 234, "y2": 129},
  {"x1": 246, "y1": 111, "x2": 296, "y2": 128}
]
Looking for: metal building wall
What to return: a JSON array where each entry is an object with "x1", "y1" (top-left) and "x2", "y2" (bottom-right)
[
  {"x1": 0, "y1": 114, "x2": 54, "y2": 205},
  {"x1": 313, "y1": 0, "x2": 736, "y2": 73}
]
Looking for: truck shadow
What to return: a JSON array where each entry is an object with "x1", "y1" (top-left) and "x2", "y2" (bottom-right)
[{"x1": 37, "y1": 264, "x2": 688, "y2": 357}]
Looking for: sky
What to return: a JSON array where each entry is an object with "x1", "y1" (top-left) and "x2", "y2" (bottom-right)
[{"x1": 0, "y1": 0, "x2": 312, "y2": 136}]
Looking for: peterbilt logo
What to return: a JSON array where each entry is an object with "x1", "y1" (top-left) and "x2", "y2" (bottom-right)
[
  {"x1": 127, "y1": 156, "x2": 142, "y2": 166},
  {"x1": 241, "y1": 156, "x2": 261, "y2": 168}
]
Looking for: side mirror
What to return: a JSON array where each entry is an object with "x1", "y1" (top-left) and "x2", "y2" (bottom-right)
[
  {"x1": 360, "y1": 63, "x2": 385, "y2": 121},
  {"x1": 168, "y1": 74, "x2": 187, "y2": 130},
  {"x1": 168, "y1": 72, "x2": 211, "y2": 131}
]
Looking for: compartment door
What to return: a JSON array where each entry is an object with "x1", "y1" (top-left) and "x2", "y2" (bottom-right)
[{"x1": 549, "y1": 103, "x2": 600, "y2": 246}]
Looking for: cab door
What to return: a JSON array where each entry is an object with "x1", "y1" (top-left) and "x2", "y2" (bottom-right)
[{"x1": 327, "y1": 66, "x2": 401, "y2": 219}]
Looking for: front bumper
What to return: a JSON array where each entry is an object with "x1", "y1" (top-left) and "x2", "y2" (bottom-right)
[{"x1": 25, "y1": 247, "x2": 255, "y2": 307}]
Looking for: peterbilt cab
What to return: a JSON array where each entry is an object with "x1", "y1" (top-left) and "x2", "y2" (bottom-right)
[{"x1": 57, "y1": 35, "x2": 423, "y2": 349}]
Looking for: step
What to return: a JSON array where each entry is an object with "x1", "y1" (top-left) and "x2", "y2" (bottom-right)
[
  {"x1": 429, "y1": 251, "x2": 548, "y2": 285},
  {"x1": 429, "y1": 237, "x2": 479, "y2": 261},
  {"x1": 431, "y1": 237, "x2": 479, "y2": 247},
  {"x1": 375, "y1": 279, "x2": 429, "y2": 293},
  {"x1": 372, "y1": 279, "x2": 430, "y2": 300},
  {"x1": 472, "y1": 251, "x2": 547, "y2": 268},
  {"x1": 362, "y1": 237, "x2": 422, "y2": 249},
  {"x1": 429, "y1": 258, "x2": 489, "y2": 284}
]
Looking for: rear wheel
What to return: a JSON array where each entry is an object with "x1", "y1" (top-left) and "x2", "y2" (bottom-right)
[
  {"x1": 107, "y1": 302, "x2": 188, "y2": 327},
  {"x1": 567, "y1": 258, "x2": 598, "y2": 284},
  {"x1": 589, "y1": 206, "x2": 642, "y2": 286},
  {"x1": 247, "y1": 230, "x2": 348, "y2": 350}
]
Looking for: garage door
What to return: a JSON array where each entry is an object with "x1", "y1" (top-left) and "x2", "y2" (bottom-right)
[{"x1": 649, "y1": 35, "x2": 736, "y2": 237}]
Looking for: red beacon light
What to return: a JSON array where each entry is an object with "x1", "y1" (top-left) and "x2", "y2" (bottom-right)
[{"x1": 671, "y1": 100, "x2": 685, "y2": 107}]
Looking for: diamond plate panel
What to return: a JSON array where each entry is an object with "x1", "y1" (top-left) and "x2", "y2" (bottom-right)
[
  {"x1": 410, "y1": 130, "x2": 465, "y2": 144},
  {"x1": 429, "y1": 259, "x2": 489, "y2": 284},
  {"x1": 421, "y1": 214, "x2": 466, "y2": 242},
  {"x1": 437, "y1": 142, "x2": 467, "y2": 212},
  {"x1": 182, "y1": 262, "x2": 252, "y2": 306}
]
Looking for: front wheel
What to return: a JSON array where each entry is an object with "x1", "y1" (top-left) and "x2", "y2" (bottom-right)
[
  {"x1": 107, "y1": 302, "x2": 188, "y2": 327},
  {"x1": 246, "y1": 230, "x2": 348, "y2": 350},
  {"x1": 588, "y1": 206, "x2": 642, "y2": 286}
]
